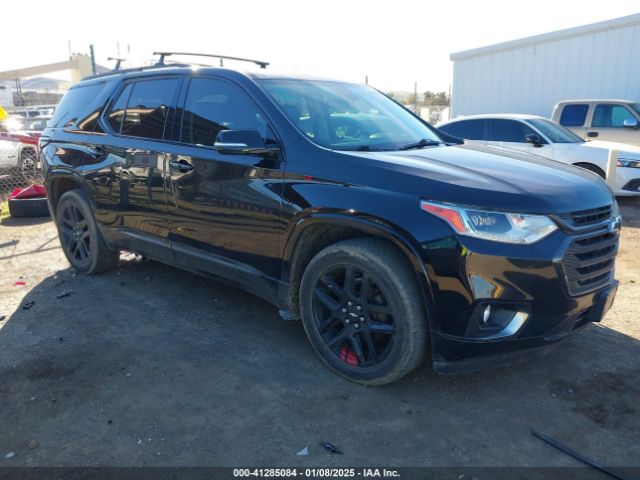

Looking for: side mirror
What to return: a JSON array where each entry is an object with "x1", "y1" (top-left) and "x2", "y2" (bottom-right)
[
  {"x1": 623, "y1": 118, "x2": 639, "y2": 129},
  {"x1": 525, "y1": 134, "x2": 543, "y2": 148},
  {"x1": 214, "y1": 129, "x2": 279, "y2": 156}
]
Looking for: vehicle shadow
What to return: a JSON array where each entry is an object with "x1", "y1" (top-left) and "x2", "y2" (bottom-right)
[
  {"x1": 618, "y1": 196, "x2": 640, "y2": 228},
  {"x1": 0, "y1": 259, "x2": 638, "y2": 469},
  {"x1": 0, "y1": 216, "x2": 51, "y2": 227}
]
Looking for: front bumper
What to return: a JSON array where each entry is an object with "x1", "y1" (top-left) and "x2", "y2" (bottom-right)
[{"x1": 422, "y1": 222, "x2": 619, "y2": 374}]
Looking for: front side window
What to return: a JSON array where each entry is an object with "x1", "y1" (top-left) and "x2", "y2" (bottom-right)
[
  {"x1": 438, "y1": 119, "x2": 485, "y2": 140},
  {"x1": 486, "y1": 119, "x2": 537, "y2": 143},
  {"x1": 559, "y1": 104, "x2": 588, "y2": 127},
  {"x1": 107, "y1": 83, "x2": 132, "y2": 133},
  {"x1": 180, "y1": 78, "x2": 269, "y2": 146},
  {"x1": 118, "y1": 78, "x2": 179, "y2": 139},
  {"x1": 260, "y1": 79, "x2": 442, "y2": 151},
  {"x1": 592, "y1": 104, "x2": 636, "y2": 128}
]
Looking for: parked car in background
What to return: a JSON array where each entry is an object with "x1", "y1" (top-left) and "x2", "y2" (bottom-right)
[
  {"x1": 41, "y1": 62, "x2": 621, "y2": 385},
  {"x1": 437, "y1": 114, "x2": 640, "y2": 196},
  {"x1": 25, "y1": 115, "x2": 52, "y2": 133},
  {"x1": 0, "y1": 116, "x2": 39, "y2": 178},
  {"x1": 552, "y1": 99, "x2": 640, "y2": 146}
]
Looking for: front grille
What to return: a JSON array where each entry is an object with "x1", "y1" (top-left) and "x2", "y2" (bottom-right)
[
  {"x1": 559, "y1": 205, "x2": 612, "y2": 228},
  {"x1": 562, "y1": 231, "x2": 618, "y2": 295}
]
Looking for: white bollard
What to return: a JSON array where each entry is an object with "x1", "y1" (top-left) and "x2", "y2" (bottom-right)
[{"x1": 606, "y1": 149, "x2": 618, "y2": 189}]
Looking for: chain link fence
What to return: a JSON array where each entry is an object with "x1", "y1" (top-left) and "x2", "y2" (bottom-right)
[{"x1": 0, "y1": 136, "x2": 43, "y2": 203}]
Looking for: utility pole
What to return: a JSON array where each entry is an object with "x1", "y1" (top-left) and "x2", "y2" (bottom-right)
[
  {"x1": 365, "y1": 76, "x2": 368, "y2": 85},
  {"x1": 414, "y1": 81, "x2": 418, "y2": 113},
  {"x1": 89, "y1": 45, "x2": 97, "y2": 75}
]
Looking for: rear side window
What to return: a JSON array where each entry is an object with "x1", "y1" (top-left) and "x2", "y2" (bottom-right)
[
  {"x1": 107, "y1": 83, "x2": 132, "y2": 133},
  {"x1": 592, "y1": 104, "x2": 636, "y2": 128},
  {"x1": 110, "y1": 78, "x2": 179, "y2": 139},
  {"x1": 438, "y1": 119, "x2": 485, "y2": 140},
  {"x1": 486, "y1": 119, "x2": 537, "y2": 142},
  {"x1": 559, "y1": 104, "x2": 588, "y2": 127},
  {"x1": 180, "y1": 78, "x2": 269, "y2": 146},
  {"x1": 50, "y1": 82, "x2": 106, "y2": 130}
]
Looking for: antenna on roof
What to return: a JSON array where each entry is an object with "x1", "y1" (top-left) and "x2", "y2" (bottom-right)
[
  {"x1": 108, "y1": 57, "x2": 127, "y2": 70},
  {"x1": 153, "y1": 51, "x2": 269, "y2": 69}
]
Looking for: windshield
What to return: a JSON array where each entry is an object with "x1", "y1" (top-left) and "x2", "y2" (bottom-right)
[
  {"x1": 260, "y1": 79, "x2": 442, "y2": 151},
  {"x1": 527, "y1": 118, "x2": 584, "y2": 144}
]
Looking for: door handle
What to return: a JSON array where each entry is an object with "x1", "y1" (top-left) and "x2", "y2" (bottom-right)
[
  {"x1": 169, "y1": 159, "x2": 194, "y2": 172},
  {"x1": 587, "y1": 131, "x2": 599, "y2": 138}
]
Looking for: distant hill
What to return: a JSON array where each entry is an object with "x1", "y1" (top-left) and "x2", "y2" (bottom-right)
[{"x1": 21, "y1": 77, "x2": 66, "y2": 91}]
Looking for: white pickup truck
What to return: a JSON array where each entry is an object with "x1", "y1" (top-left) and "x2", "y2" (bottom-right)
[{"x1": 552, "y1": 99, "x2": 640, "y2": 146}]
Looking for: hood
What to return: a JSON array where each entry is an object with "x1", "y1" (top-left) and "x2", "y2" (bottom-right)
[
  {"x1": 582, "y1": 140, "x2": 640, "y2": 159},
  {"x1": 337, "y1": 143, "x2": 614, "y2": 214}
]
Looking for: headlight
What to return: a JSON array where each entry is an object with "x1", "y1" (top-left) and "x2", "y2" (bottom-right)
[
  {"x1": 617, "y1": 158, "x2": 640, "y2": 168},
  {"x1": 420, "y1": 201, "x2": 558, "y2": 244}
]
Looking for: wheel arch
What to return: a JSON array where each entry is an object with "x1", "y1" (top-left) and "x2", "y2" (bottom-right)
[
  {"x1": 573, "y1": 162, "x2": 606, "y2": 179},
  {"x1": 281, "y1": 213, "x2": 437, "y2": 325},
  {"x1": 46, "y1": 172, "x2": 91, "y2": 214}
]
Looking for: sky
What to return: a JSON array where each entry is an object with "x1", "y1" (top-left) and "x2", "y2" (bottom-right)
[{"x1": 2, "y1": 0, "x2": 640, "y2": 93}]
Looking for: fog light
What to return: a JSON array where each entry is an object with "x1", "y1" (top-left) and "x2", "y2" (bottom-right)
[{"x1": 482, "y1": 304, "x2": 492, "y2": 324}]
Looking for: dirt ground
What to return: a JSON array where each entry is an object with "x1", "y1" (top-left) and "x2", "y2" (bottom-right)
[{"x1": 0, "y1": 198, "x2": 638, "y2": 471}]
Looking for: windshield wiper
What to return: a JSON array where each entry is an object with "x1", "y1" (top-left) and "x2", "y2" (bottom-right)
[{"x1": 398, "y1": 139, "x2": 442, "y2": 150}]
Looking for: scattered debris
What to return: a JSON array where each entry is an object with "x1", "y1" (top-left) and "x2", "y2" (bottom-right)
[
  {"x1": 108, "y1": 420, "x2": 113, "y2": 425},
  {"x1": 137, "y1": 438, "x2": 142, "y2": 445},
  {"x1": 120, "y1": 281, "x2": 126, "y2": 287},
  {"x1": 58, "y1": 337, "x2": 64, "y2": 342},
  {"x1": 4, "y1": 452, "x2": 15, "y2": 459},
  {"x1": 321, "y1": 442, "x2": 343, "y2": 455},
  {"x1": 144, "y1": 276, "x2": 152, "y2": 282},
  {"x1": 71, "y1": 272, "x2": 77, "y2": 278},
  {"x1": 22, "y1": 301, "x2": 35, "y2": 310},
  {"x1": 296, "y1": 446, "x2": 309, "y2": 456},
  {"x1": 15, "y1": 281, "x2": 26, "y2": 286},
  {"x1": 54, "y1": 279, "x2": 65, "y2": 287},
  {"x1": 56, "y1": 290, "x2": 72, "y2": 299},
  {"x1": 0, "y1": 315, "x2": 5, "y2": 322},
  {"x1": 28, "y1": 441, "x2": 39, "y2": 450},
  {"x1": 532, "y1": 430, "x2": 626, "y2": 480}
]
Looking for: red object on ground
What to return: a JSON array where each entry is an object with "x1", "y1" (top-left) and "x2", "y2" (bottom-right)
[
  {"x1": 15, "y1": 281, "x2": 26, "y2": 286},
  {"x1": 10, "y1": 185, "x2": 47, "y2": 200}
]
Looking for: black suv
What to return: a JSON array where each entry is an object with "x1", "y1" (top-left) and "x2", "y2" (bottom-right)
[{"x1": 41, "y1": 60, "x2": 620, "y2": 385}]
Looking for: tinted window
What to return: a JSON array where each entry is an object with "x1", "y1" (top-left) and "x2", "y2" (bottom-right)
[
  {"x1": 50, "y1": 82, "x2": 106, "y2": 129},
  {"x1": 121, "y1": 78, "x2": 179, "y2": 139},
  {"x1": 438, "y1": 119, "x2": 485, "y2": 140},
  {"x1": 106, "y1": 83, "x2": 132, "y2": 133},
  {"x1": 592, "y1": 104, "x2": 636, "y2": 128},
  {"x1": 559, "y1": 104, "x2": 588, "y2": 127},
  {"x1": 487, "y1": 119, "x2": 536, "y2": 142},
  {"x1": 181, "y1": 78, "x2": 269, "y2": 146}
]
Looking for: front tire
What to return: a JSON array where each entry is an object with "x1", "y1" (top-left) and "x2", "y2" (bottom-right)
[
  {"x1": 55, "y1": 189, "x2": 119, "y2": 274},
  {"x1": 299, "y1": 238, "x2": 428, "y2": 385}
]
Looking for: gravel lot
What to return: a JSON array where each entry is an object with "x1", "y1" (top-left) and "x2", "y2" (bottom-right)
[{"x1": 0, "y1": 198, "x2": 638, "y2": 472}]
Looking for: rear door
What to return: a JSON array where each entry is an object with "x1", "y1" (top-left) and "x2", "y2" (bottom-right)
[
  {"x1": 93, "y1": 77, "x2": 182, "y2": 249},
  {"x1": 438, "y1": 119, "x2": 486, "y2": 144},
  {"x1": 557, "y1": 103, "x2": 590, "y2": 139},
  {"x1": 165, "y1": 76, "x2": 283, "y2": 282},
  {"x1": 587, "y1": 103, "x2": 640, "y2": 145}
]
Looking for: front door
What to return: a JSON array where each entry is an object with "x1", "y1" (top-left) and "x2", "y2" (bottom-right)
[
  {"x1": 588, "y1": 103, "x2": 640, "y2": 145},
  {"x1": 165, "y1": 76, "x2": 283, "y2": 283}
]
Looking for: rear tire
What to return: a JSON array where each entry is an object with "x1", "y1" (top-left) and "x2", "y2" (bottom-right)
[
  {"x1": 54, "y1": 189, "x2": 119, "y2": 274},
  {"x1": 299, "y1": 237, "x2": 428, "y2": 385}
]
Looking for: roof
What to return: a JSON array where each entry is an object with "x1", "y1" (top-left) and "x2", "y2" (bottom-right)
[
  {"x1": 555, "y1": 99, "x2": 637, "y2": 104},
  {"x1": 450, "y1": 13, "x2": 640, "y2": 61},
  {"x1": 441, "y1": 113, "x2": 548, "y2": 123}
]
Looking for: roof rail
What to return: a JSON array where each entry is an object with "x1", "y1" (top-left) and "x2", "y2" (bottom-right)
[
  {"x1": 107, "y1": 57, "x2": 127, "y2": 70},
  {"x1": 153, "y1": 51, "x2": 269, "y2": 69}
]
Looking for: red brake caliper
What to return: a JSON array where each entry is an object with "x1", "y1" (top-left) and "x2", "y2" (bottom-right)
[{"x1": 340, "y1": 345, "x2": 358, "y2": 366}]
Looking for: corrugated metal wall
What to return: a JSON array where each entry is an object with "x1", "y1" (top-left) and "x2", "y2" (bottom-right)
[{"x1": 451, "y1": 20, "x2": 640, "y2": 118}]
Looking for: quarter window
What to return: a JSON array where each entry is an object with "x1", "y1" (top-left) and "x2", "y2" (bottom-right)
[
  {"x1": 592, "y1": 104, "x2": 636, "y2": 128},
  {"x1": 558, "y1": 104, "x2": 588, "y2": 127},
  {"x1": 180, "y1": 78, "x2": 269, "y2": 146}
]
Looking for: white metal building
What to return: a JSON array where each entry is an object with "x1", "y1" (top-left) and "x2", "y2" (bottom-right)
[{"x1": 449, "y1": 13, "x2": 640, "y2": 119}]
